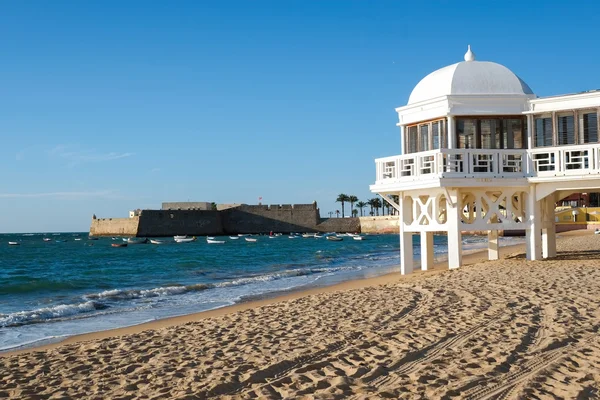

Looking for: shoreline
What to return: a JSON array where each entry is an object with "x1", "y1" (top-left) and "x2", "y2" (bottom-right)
[{"x1": 1, "y1": 236, "x2": 528, "y2": 357}]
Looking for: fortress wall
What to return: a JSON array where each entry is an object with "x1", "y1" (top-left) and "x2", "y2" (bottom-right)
[
  {"x1": 137, "y1": 210, "x2": 223, "y2": 237},
  {"x1": 316, "y1": 217, "x2": 361, "y2": 233},
  {"x1": 90, "y1": 217, "x2": 140, "y2": 237},
  {"x1": 221, "y1": 204, "x2": 321, "y2": 234},
  {"x1": 359, "y1": 216, "x2": 399, "y2": 234},
  {"x1": 162, "y1": 202, "x2": 211, "y2": 210}
]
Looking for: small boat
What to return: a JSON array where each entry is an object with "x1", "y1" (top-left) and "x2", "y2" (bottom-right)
[
  {"x1": 174, "y1": 235, "x2": 188, "y2": 240},
  {"x1": 207, "y1": 239, "x2": 226, "y2": 244},
  {"x1": 74, "y1": 238, "x2": 82, "y2": 241},
  {"x1": 268, "y1": 235, "x2": 276, "y2": 239},
  {"x1": 326, "y1": 236, "x2": 343, "y2": 241},
  {"x1": 43, "y1": 238, "x2": 52, "y2": 242},
  {"x1": 127, "y1": 238, "x2": 148, "y2": 244},
  {"x1": 175, "y1": 237, "x2": 197, "y2": 243},
  {"x1": 112, "y1": 243, "x2": 127, "y2": 247},
  {"x1": 111, "y1": 237, "x2": 118, "y2": 240},
  {"x1": 229, "y1": 236, "x2": 239, "y2": 240},
  {"x1": 207, "y1": 236, "x2": 216, "y2": 240},
  {"x1": 302, "y1": 233, "x2": 315, "y2": 238},
  {"x1": 55, "y1": 239, "x2": 67, "y2": 243},
  {"x1": 245, "y1": 237, "x2": 257, "y2": 242},
  {"x1": 8, "y1": 241, "x2": 19, "y2": 246},
  {"x1": 352, "y1": 236, "x2": 365, "y2": 241},
  {"x1": 314, "y1": 234, "x2": 323, "y2": 239},
  {"x1": 150, "y1": 239, "x2": 167, "y2": 245},
  {"x1": 288, "y1": 235, "x2": 299, "y2": 239}
]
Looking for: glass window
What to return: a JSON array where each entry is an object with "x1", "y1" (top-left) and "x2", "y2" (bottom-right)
[
  {"x1": 535, "y1": 116, "x2": 553, "y2": 147},
  {"x1": 420, "y1": 124, "x2": 430, "y2": 151},
  {"x1": 480, "y1": 119, "x2": 500, "y2": 149},
  {"x1": 432, "y1": 121, "x2": 440, "y2": 149},
  {"x1": 407, "y1": 126, "x2": 418, "y2": 153},
  {"x1": 581, "y1": 111, "x2": 598, "y2": 143},
  {"x1": 503, "y1": 119, "x2": 524, "y2": 149},
  {"x1": 557, "y1": 112, "x2": 575, "y2": 145},
  {"x1": 441, "y1": 119, "x2": 448, "y2": 148},
  {"x1": 457, "y1": 119, "x2": 477, "y2": 149}
]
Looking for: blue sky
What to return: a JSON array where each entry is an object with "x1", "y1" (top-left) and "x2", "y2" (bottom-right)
[{"x1": 1, "y1": 1, "x2": 599, "y2": 232}]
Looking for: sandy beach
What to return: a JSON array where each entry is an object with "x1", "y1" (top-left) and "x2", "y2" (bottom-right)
[{"x1": 1, "y1": 231, "x2": 600, "y2": 399}]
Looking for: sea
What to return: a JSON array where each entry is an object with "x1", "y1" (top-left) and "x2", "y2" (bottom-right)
[{"x1": 0, "y1": 232, "x2": 525, "y2": 352}]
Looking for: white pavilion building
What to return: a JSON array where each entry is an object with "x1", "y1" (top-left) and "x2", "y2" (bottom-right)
[{"x1": 370, "y1": 45, "x2": 600, "y2": 274}]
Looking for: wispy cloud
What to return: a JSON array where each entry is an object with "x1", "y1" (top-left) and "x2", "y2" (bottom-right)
[
  {"x1": 49, "y1": 145, "x2": 134, "y2": 167},
  {"x1": 0, "y1": 190, "x2": 121, "y2": 200}
]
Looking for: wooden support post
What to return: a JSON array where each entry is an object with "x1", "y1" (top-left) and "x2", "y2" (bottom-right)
[
  {"x1": 526, "y1": 185, "x2": 542, "y2": 261},
  {"x1": 399, "y1": 194, "x2": 413, "y2": 275},
  {"x1": 446, "y1": 189, "x2": 462, "y2": 269},
  {"x1": 420, "y1": 231, "x2": 434, "y2": 271}
]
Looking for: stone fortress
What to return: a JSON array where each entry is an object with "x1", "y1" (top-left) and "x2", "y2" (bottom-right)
[{"x1": 89, "y1": 201, "x2": 381, "y2": 237}]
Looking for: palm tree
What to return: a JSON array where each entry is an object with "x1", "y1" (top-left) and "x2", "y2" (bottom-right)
[
  {"x1": 367, "y1": 198, "x2": 376, "y2": 216},
  {"x1": 355, "y1": 201, "x2": 367, "y2": 217},
  {"x1": 372, "y1": 197, "x2": 382, "y2": 216},
  {"x1": 390, "y1": 195, "x2": 399, "y2": 215},
  {"x1": 336, "y1": 194, "x2": 349, "y2": 218},
  {"x1": 352, "y1": 209, "x2": 358, "y2": 217},
  {"x1": 348, "y1": 195, "x2": 358, "y2": 217}
]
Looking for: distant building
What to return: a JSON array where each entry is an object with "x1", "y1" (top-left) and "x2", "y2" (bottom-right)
[{"x1": 129, "y1": 209, "x2": 142, "y2": 218}]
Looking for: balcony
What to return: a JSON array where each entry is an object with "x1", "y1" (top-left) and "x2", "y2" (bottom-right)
[{"x1": 373, "y1": 144, "x2": 600, "y2": 191}]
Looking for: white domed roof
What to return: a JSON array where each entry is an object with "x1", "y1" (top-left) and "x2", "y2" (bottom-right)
[{"x1": 407, "y1": 46, "x2": 534, "y2": 105}]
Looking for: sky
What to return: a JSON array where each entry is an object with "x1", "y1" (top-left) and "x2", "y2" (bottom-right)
[{"x1": 1, "y1": 0, "x2": 599, "y2": 232}]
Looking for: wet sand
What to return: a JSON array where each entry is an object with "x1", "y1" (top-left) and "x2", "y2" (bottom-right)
[{"x1": 1, "y1": 231, "x2": 599, "y2": 399}]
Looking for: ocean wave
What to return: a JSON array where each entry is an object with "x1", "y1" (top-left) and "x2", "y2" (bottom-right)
[
  {"x1": 0, "y1": 301, "x2": 108, "y2": 328},
  {"x1": 84, "y1": 283, "x2": 211, "y2": 301}
]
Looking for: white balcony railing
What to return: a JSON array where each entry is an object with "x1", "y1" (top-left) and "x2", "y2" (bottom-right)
[{"x1": 374, "y1": 143, "x2": 600, "y2": 185}]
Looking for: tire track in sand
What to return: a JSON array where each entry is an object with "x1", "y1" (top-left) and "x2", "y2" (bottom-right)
[
  {"x1": 364, "y1": 309, "x2": 506, "y2": 392},
  {"x1": 203, "y1": 286, "x2": 432, "y2": 397},
  {"x1": 464, "y1": 332, "x2": 598, "y2": 400}
]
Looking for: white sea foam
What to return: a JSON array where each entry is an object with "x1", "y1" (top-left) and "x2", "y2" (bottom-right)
[{"x1": 0, "y1": 301, "x2": 106, "y2": 328}]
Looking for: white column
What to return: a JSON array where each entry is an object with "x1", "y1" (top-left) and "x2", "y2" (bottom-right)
[
  {"x1": 526, "y1": 184, "x2": 542, "y2": 261},
  {"x1": 420, "y1": 231, "x2": 434, "y2": 271},
  {"x1": 542, "y1": 195, "x2": 557, "y2": 258},
  {"x1": 400, "y1": 125, "x2": 406, "y2": 155},
  {"x1": 447, "y1": 116, "x2": 455, "y2": 149},
  {"x1": 488, "y1": 230, "x2": 499, "y2": 260},
  {"x1": 446, "y1": 189, "x2": 462, "y2": 269},
  {"x1": 399, "y1": 193, "x2": 413, "y2": 275},
  {"x1": 526, "y1": 114, "x2": 534, "y2": 150}
]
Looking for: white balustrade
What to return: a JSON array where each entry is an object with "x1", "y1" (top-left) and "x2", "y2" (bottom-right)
[{"x1": 375, "y1": 143, "x2": 600, "y2": 185}]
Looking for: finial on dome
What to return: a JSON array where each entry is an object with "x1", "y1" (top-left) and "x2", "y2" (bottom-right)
[{"x1": 464, "y1": 44, "x2": 475, "y2": 62}]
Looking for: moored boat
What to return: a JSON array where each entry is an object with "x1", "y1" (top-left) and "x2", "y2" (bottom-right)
[
  {"x1": 207, "y1": 239, "x2": 226, "y2": 244},
  {"x1": 150, "y1": 239, "x2": 167, "y2": 245},
  {"x1": 326, "y1": 236, "x2": 343, "y2": 241},
  {"x1": 8, "y1": 241, "x2": 19, "y2": 246},
  {"x1": 352, "y1": 236, "x2": 365, "y2": 241},
  {"x1": 175, "y1": 237, "x2": 196, "y2": 243},
  {"x1": 112, "y1": 243, "x2": 128, "y2": 247},
  {"x1": 43, "y1": 238, "x2": 52, "y2": 242},
  {"x1": 127, "y1": 238, "x2": 148, "y2": 244},
  {"x1": 245, "y1": 237, "x2": 257, "y2": 242},
  {"x1": 229, "y1": 236, "x2": 239, "y2": 240},
  {"x1": 174, "y1": 235, "x2": 188, "y2": 240}
]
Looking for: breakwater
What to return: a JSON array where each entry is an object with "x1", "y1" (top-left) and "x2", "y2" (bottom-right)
[{"x1": 90, "y1": 203, "x2": 362, "y2": 237}]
